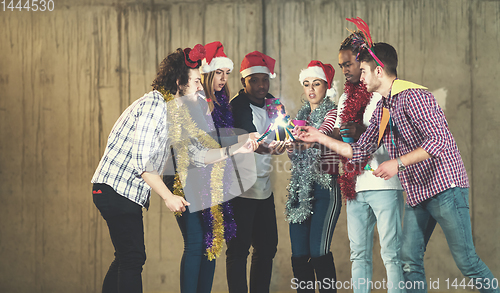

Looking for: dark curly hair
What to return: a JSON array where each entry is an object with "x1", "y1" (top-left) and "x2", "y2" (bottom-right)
[
  {"x1": 339, "y1": 30, "x2": 366, "y2": 55},
  {"x1": 151, "y1": 48, "x2": 201, "y2": 95}
]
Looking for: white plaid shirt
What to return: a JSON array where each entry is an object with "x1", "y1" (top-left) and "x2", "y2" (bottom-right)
[{"x1": 92, "y1": 90, "x2": 207, "y2": 207}]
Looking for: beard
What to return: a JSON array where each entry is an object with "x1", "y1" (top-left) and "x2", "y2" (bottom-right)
[{"x1": 177, "y1": 86, "x2": 187, "y2": 97}]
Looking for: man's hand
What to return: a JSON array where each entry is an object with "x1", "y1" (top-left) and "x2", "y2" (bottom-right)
[
  {"x1": 340, "y1": 122, "x2": 367, "y2": 142},
  {"x1": 141, "y1": 172, "x2": 190, "y2": 213},
  {"x1": 285, "y1": 140, "x2": 294, "y2": 153},
  {"x1": 295, "y1": 126, "x2": 323, "y2": 143},
  {"x1": 268, "y1": 140, "x2": 287, "y2": 154},
  {"x1": 163, "y1": 194, "x2": 190, "y2": 213},
  {"x1": 373, "y1": 159, "x2": 398, "y2": 180},
  {"x1": 295, "y1": 126, "x2": 354, "y2": 159}
]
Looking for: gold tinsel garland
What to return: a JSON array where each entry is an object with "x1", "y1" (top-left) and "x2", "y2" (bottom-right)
[{"x1": 159, "y1": 88, "x2": 227, "y2": 260}]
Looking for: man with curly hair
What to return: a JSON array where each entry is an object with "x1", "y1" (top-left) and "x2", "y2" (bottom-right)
[{"x1": 91, "y1": 46, "x2": 204, "y2": 293}]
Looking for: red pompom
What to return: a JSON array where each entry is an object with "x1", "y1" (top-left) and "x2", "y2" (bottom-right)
[{"x1": 189, "y1": 44, "x2": 206, "y2": 62}]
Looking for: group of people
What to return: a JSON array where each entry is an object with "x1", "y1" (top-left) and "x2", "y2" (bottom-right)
[{"x1": 91, "y1": 17, "x2": 497, "y2": 293}]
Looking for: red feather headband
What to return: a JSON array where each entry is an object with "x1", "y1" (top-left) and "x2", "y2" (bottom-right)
[{"x1": 346, "y1": 17, "x2": 384, "y2": 68}]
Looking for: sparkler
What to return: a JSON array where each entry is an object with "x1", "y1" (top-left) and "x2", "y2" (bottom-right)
[
  {"x1": 256, "y1": 123, "x2": 275, "y2": 142},
  {"x1": 285, "y1": 127, "x2": 296, "y2": 141}
]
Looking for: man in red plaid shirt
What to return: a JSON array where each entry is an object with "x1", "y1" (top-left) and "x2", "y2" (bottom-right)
[{"x1": 297, "y1": 42, "x2": 497, "y2": 293}]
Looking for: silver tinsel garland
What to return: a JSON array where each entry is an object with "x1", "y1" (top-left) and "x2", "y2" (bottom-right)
[{"x1": 286, "y1": 96, "x2": 337, "y2": 224}]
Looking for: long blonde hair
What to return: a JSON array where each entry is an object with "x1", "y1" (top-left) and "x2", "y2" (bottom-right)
[{"x1": 202, "y1": 71, "x2": 231, "y2": 113}]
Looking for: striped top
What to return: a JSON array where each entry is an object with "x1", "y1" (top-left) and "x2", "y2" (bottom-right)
[{"x1": 316, "y1": 109, "x2": 340, "y2": 175}]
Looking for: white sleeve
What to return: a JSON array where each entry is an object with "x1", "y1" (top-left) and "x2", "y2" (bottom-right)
[
  {"x1": 363, "y1": 92, "x2": 382, "y2": 127},
  {"x1": 333, "y1": 93, "x2": 347, "y2": 128}
]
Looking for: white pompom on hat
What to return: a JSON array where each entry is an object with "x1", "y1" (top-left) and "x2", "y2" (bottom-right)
[
  {"x1": 299, "y1": 60, "x2": 336, "y2": 97},
  {"x1": 240, "y1": 51, "x2": 276, "y2": 79},
  {"x1": 200, "y1": 41, "x2": 234, "y2": 74}
]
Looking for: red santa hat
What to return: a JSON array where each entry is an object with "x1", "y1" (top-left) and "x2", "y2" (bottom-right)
[
  {"x1": 299, "y1": 60, "x2": 336, "y2": 97},
  {"x1": 200, "y1": 41, "x2": 234, "y2": 74},
  {"x1": 183, "y1": 44, "x2": 206, "y2": 68},
  {"x1": 240, "y1": 51, "x2": 276, "y2": 79}
]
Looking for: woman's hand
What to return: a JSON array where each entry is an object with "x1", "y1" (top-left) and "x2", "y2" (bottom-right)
[
  {"x1": 235, "y1": 136, "x2": 260, "y2": 154},
  {"x1": 249, "y1": 132, "x2": 261, "y2": 141},
  {"x1": 238, "y1": 132, "x2": 261, "y2": 143}
]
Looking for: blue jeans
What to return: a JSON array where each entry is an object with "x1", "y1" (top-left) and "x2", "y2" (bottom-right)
[
  {"x1": 289, "y1": 181, "x2": 342, "y2": 258},
  {"x1": 402, "y1": 187, "x2": 498, "y2": 293},
  {"x1": 176, "y1": 207, "x2": 215, "y2": 293},
  {"x1": 347, "y1": 189, "x2": 405, "y2": 293}
]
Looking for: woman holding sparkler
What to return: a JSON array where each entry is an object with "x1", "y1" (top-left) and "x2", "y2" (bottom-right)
[
  {"x1": 162, "y1": 43, "x2": 259, "y2": 293},
  {"x1": 286, "y1": 61, "x2": 341, "y2": 292}
]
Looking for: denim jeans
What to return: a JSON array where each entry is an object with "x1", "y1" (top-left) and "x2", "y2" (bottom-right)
[
  {"x1": 289, "y1": 180, "x2": 342, "y2": 258},
  {"x1": 347, "y1": 189, "x2": 405, "y2": 293},
  {"x1": 225, "y1": 194, "x2": 278, "y2": 293},
  {"x1": 176, "y1": 207, "x2": 216, "y2": 293},
  {"x1": 92, "y1": 183, "x2": 146, "y2": 293},
  {"x1": 402, "y1": 187, "x2": 498, "y2": 293}
]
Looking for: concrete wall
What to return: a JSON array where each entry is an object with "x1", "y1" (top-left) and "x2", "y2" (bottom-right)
[{"x1": 0, "y1": 0, "x2": 498, "y2": 292}]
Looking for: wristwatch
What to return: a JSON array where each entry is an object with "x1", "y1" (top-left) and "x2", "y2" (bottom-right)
[{"x1": 396, "y1": 157, "x2": 405, "y2": 172}]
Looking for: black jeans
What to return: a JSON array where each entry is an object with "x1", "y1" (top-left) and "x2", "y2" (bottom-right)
[
  {"x1": 226, "y1": 194, "x2": 278, "y2": 293},
  {"x1": 93, "y1": 183, "x2": 146, "y2": 293}
]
